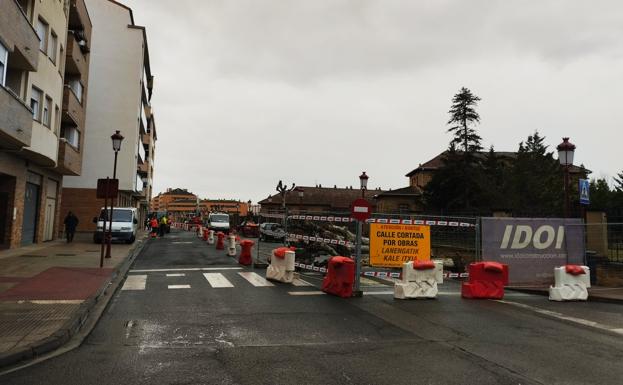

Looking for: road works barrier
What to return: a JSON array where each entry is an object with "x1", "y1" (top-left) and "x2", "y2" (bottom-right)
[
  {"x1": 549, "y1": 265, "x2": 590, "y2": 301},
  {"x1": 394, "y1": 260, "x2": 444, "y2": 299},
  {"x1": 266, "y1": 247, "x2": 296, "y2": 283},
  {"x1": 461, "y1": 262, "x2": 509, "y2": 299}
]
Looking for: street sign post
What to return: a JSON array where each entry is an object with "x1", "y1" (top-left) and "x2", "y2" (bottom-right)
[
  {"x1": 350, "y1": 198, "x2": 371, "y2": 297},
  {"x1": 579, "y1": 179, "x2": 590, "y2": 205}
]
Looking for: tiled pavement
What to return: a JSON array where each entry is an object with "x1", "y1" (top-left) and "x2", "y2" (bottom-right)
[{"x1": 0, "y1": 232, "x2": 147, "y2": 368}]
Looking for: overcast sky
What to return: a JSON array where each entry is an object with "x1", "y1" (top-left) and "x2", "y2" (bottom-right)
[{"x1": 121, "y1": 0, "x2": 623, "y2": 203}]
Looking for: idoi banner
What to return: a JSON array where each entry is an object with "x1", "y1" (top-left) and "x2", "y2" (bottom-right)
[{"x1": 481, "y1": 218, "x2": 585, "y2": 287}]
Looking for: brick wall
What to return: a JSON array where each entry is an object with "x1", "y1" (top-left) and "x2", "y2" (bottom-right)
[{"x1": 61, "y1": 187, "x2": 100, "y2": 232}]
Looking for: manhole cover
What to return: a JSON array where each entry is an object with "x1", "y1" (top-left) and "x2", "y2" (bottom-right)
[
  {"x1": 55, "y1": 253, "x2": 76, "y2": 256},
  {"x1": 19, "y1": 255, "x2": 46, "y2": 258}
]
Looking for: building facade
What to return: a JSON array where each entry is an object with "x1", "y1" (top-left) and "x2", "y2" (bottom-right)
[
  {"x1": 0, "y1": 0, "x2": 70, "y2": 248},
  {"x1": 150, "y1": 189, "x2": 250, "y2": 222},
  {"x1": 61, "y1": 0, "x2": 156, "y2": 232}
]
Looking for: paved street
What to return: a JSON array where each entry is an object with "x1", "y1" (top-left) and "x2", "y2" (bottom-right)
[{"x1": 2, "y1": 229, "x2": 623, "y2": 384}]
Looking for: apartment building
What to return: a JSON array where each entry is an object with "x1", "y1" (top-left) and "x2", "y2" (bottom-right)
[
  {"x1": 62, "y1": 0, "x2": 156, "y2": 232},
  {"x1": 0, "y1": 0, "x2": 69, "y2": 248}
]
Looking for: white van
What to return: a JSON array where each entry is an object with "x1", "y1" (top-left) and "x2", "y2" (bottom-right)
[
  {"x1": 207, "y1": 212, "x2": 230, "y2": 232},
  {"x1": 93, "y1": 207, "x2": 139, "y2": 244}
]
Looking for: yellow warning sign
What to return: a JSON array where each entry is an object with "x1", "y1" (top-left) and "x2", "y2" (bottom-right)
[{"x1": 369, "y1": 224, "x2": 431, "y2": 267}]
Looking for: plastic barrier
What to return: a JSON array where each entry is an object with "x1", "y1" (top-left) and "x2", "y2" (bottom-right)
[
  {"x1": 239, "y1": 240, "x2": 254, "y2": 265},
  {"x1": 461, "y1": 262, "x2": 509, "y2": 299},
  {"x1": 202, "y1": 228, "x2": 209, "y2": 241},
  {"x1": 266, "y1": 247, "x2": 296, "y2": 283},
  {"x1": 197, "y1": 226, "x2": 203, "y2": 237},
  {"x1": 321, "y1": 256, "x2": 355, "y2": 298},
  {"x1": 207, "y1": 230, "x2": 215, "y2": 245},
  {"x1": 549, "y1": 265, "x2": 590, "y2": 301},
  {"x1": 227, "y1": 234, "x2": 237, "y2": 257},
  {"x1": 394, "y1": 260, "x2": 443, "y2": 299},
  {"x1": 215, "y1": 232, "x2": 225, "y2": 250}
]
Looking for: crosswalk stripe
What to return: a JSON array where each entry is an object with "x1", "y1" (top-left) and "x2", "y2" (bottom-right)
[
  {"x1": 130, "y1": 267, "x2": 243, "y2": 273},
  {"x1": 168, "y1": 284, "x2": 191, "y2": 289},
  {"x1": 122, "y1": 275, "x2": 147, "y2": 291},
  {"x1": 203, "y1": 273, "x2": 234, "y2": 288},
  {"x1": 238, "y1": 272, "x2": 274, "y2": 287},
  {"x1": 292, "y1": 278, "x2": 313, "y2": 287},
  {"x1": 166, "y1": 273, "x2": 186, "y2": 277},
  {"x1": 288, "y1": 291, "x2": 325, "y2": 296}
]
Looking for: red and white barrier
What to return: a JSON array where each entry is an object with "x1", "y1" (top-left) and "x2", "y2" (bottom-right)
[
  {"x1": 549, "y1": 265, "x2": 590, "y2": 301},
  {"x1": 394, "y1": 260, "x2": 444, "y2": 299},
  {"x1": 266, "y1": 247, "x2": 296, "y2": 283},
  {"x1": 461, "y1": 262, "x2": 508, "y2": 299}
]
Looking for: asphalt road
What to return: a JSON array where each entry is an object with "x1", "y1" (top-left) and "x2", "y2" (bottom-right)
[{"x1": 2, "y1": 229, "x2": 623, "y2": 384}]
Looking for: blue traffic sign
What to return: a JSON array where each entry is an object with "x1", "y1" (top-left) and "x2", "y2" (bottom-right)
[{"x1": 579, "y1": 179, "x2": 590, "y2": 205}]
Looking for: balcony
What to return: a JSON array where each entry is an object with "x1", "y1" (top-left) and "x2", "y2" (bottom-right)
[
  {"x1": 0, "y1": 0, "x2": 39, "y2": 71},
  {"x1": 68, "y1": 0, "x2": 92, "y2": 40},
  {"x1": 65, "y1": 34, "x2": 88, "y2": 76},
  {"x1": 56, "y1": 139, "x2": 82, "y2": 175},
  {"x1": 62, "y1": 86, "x2": 84, "y2": 127},
  {"x1": 137, "y1": 159, "x2": 150, "y2": 176},
  {"x1": 0, "y1": 85, "x2": 32, "y2": 150}
]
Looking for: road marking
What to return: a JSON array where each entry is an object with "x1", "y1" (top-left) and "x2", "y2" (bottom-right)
[
  {"x1": 292, "y1": 278, "x2": 313, "y2": 286},
  {"x1": 122, "y1": 275, "x2": 147, "y2": 291},
  {"x1": 288, "y1": 291, "x2": 326, "y2": 296},
  {"x1": 166, "y1": 273, "x2": 186, "y2": 277},
  {"x1": 171, "y1": 241, "x2": 193, "y2": 244},
  {"x1": 203, "y1": 273, "x2": 234, "y2": 288},
  {"x1": 20, "y1": 300, "x2": 84, "y2": 305},
  {"x1": 168, "y1": 284, "x2": 191, "y2": 289},
  {"x1": 238, "y1": 272, "x2": 274, "y2": 287},
  {"x1": 364, "y1": 291, "x2": 394, "y2": 295},
  {"x1": 497, "y1": 300, "x2": 623, "y2": 335},
  {"x1": 129, "y1": 267, "x2": 243, "y2": 273}
]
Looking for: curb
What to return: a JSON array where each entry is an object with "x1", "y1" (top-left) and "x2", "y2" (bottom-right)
[
  {"x1": 0, "y1": 236, "x2": 148, "y2": 370},
  {"x1": 507, "y1": 287, "x2": 623, "y2": 305}
]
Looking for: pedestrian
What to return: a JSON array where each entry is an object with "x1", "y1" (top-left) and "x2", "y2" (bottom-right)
[
  {"x1": 159, "y1": 214, "x2": 168, "y2": 237},
  {"x1": 63, "y1": 211, "x2": 79, "y2": 243},
  {"x1": 150, "y1": 215, "x2": 159, "y2": 238}
]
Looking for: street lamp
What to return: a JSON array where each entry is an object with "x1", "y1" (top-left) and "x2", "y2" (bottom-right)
[
  {"x1": 557, "y1": 137, "x2": 576, "y2": 218},
  {"x1": 354, "y1": 171, "x2": 369, "y2": 297},
  {"x1": 106, "y1": 130, "x2": 124, "y2": 258},
  {"x1": 359, "y1": 171, "x2": 369, "y2": 198}
]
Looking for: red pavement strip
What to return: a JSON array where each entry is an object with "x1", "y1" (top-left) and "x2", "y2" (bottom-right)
[{"x1": 0, "y1": 267, "x2": 113, "y2": 301}]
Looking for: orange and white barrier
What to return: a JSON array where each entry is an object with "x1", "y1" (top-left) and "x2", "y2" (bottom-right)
[
  {"x1": 549, "y1": 265, "x2": 590, "y2": 301},
  {"x1": 207, "y1": 230, "x2": 215, "y2": 245},
  {"x1": 394, "y1": 260, "x2": 443, "y2": 299},
  {"x1": 266, "y1": 247, "x2": 296, "y2": 283}
]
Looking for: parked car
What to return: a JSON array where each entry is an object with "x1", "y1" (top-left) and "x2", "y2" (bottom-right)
[
  {"x1": 259, "y1": 222, "x2": 286, "y2": 241},
  {"x1": 93, "y1": 207, "x2": 139, "y2": 244},
  {"x1": 238, "y1": 220, "x2": 259, "y2": 237}
]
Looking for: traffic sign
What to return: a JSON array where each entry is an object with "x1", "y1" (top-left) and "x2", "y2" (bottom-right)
[
  {"x1": 351, "y1": 198, "x2": 371, "y2": 221},
  {"x1": 96, "y1": 178, "x2": 118, "y2": 199},
  {"x1": 579, "y1": 179, "x2": 590, "y2": 205}
]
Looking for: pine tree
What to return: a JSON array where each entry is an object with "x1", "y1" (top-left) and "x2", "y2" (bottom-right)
[
  {"x1": 614, "y1": 171, "x2": 623, "y2": 192},
  {"x1": 447, "y1": 87, "x2": 483, "y2": 153}
]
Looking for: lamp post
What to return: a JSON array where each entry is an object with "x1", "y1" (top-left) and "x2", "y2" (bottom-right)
[
  {"x1": 105, "y1": 130, "x2": 124, "y2": 259},
  {"x1": 276, "y1": 180, "x2": 296, "y2": 245},
  {"x1": 247, "y1": 199, "x2": 252, "y2": 219},
  {"x1": 557, "y1": 137, "x2": 576, "y2": 218},
  {"x1": 353, "y1": 171, "x2": 369, "y2": 297}
]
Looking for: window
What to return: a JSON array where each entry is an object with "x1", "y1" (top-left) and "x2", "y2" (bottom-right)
[
  {"x1": 62, "y1": 126, "x2": 80, "y2": 148},
  {"x1": 36, "y1": 18, "x2": 48, "y2": 53},
  {"x1": 0, "y1": 42, "x2": 7, "y2": 87},
  {"x1": 49, "y1": 31, "x2": 57, "y2": 63},
  {"x1": 30, "y1": 87, "x2": 42, "y2": 121},
  {"x1": 68, "y1": 79, "x2": 83, "y2": 102},
  {"x1": 43, "y1": 96, "x2": 52, "y2": 126}
]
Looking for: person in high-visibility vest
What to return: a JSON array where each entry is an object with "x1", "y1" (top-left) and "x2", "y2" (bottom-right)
[{"x1": 159, "y1": 215, "x2": 168, "y2": 237}]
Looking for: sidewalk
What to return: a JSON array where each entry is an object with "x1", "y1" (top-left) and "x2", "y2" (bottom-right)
[{"x1": 0, "y1": 232, "x2": 147, "y2": 368}]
